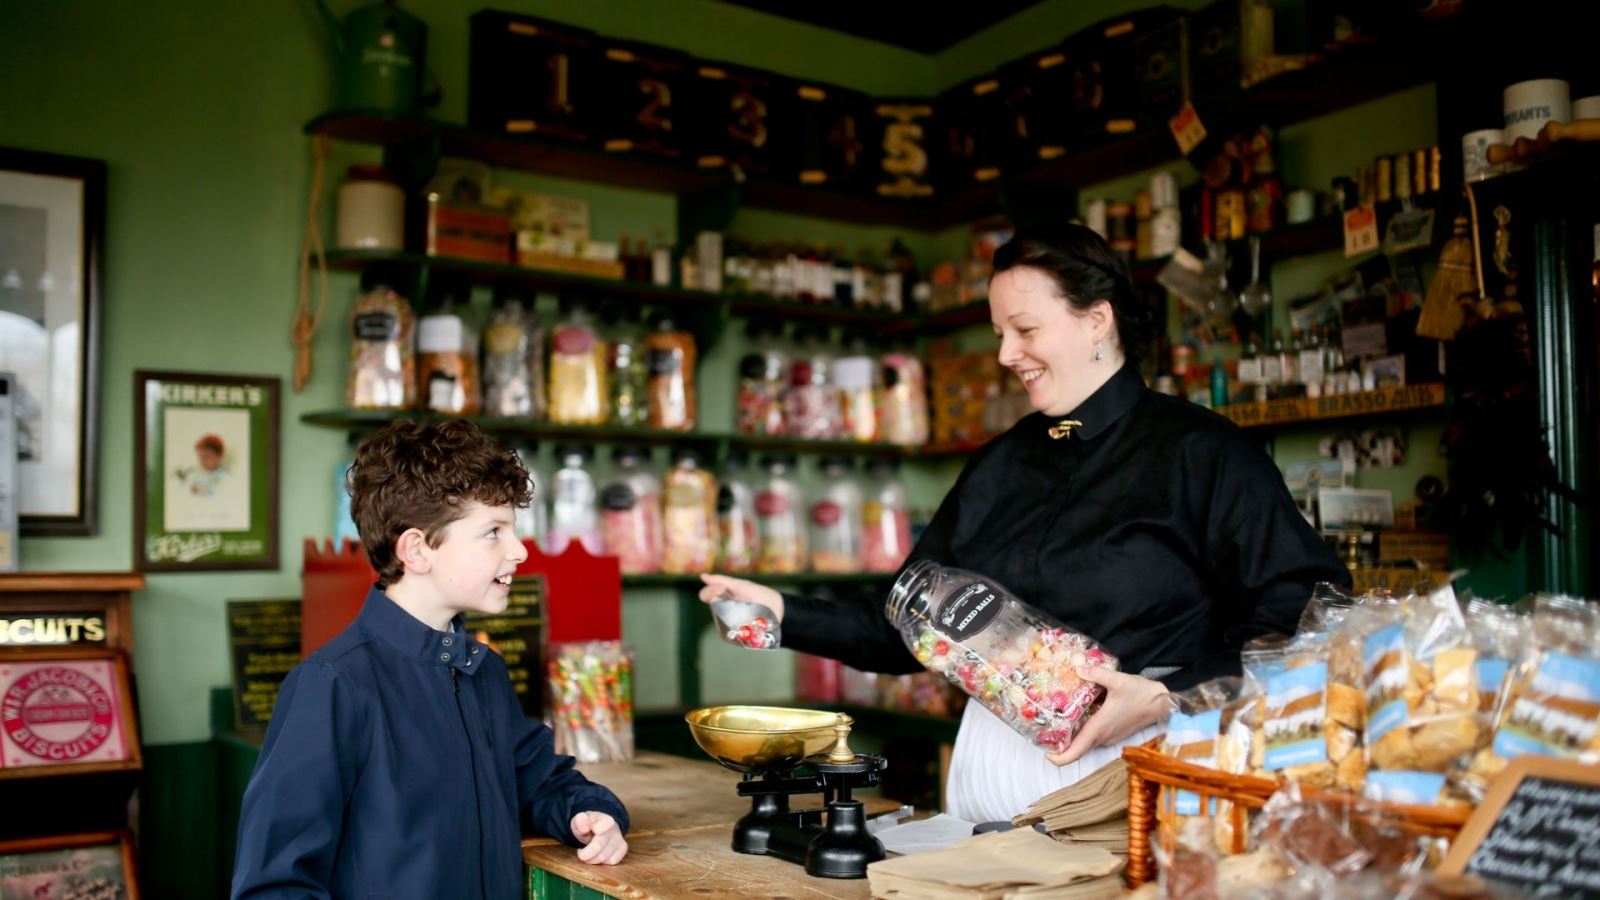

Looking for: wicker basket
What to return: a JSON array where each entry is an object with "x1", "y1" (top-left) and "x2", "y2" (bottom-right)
[{"x1": 1122, "y1": 739, "x2": 1472, "y2": 887}]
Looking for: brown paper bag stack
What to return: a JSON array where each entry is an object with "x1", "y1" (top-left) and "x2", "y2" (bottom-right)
[
  {"x1": 1012, "y1": 759, "x2": 1130, "y2": 858},
  {"x1": 867, "y1": 828, "x2": 1125, "y2": 900}
]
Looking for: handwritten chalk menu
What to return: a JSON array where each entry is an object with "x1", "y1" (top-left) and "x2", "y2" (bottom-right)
[
  {"x1": 226, "y1": 599, "x2": 301, "y2": 732},
  {"x1": 463, "y1": 576, "x2": 545, "y2": 719},
  {"x1": 1440, "y1": 756, "x2": 1600, "y2": 898}
]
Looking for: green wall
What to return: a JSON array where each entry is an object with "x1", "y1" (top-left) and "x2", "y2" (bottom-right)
[{"x1": 0, "y1": 0, "x2": 945, "y2": 747}]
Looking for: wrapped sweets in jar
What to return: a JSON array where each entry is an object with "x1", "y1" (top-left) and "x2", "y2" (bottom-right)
[
  {"x1": 754, "y1": 453, "x2": 807, "y2": 573},
  {"x1": 862, "y1": 458, "x2": 913, "y2": 573},
  {"x1": 809, "y1": 456, "x2": 863, "y2": 573},
  {"x1": 834, "y1": 331, "x2": 879, "y2": 443},
  {"x1": 602, "y1": 302, "x2": 648, "y2": 427},
  {"x1": 482, "y1": 285, "x2": 540, "y2": 418},
  {"x1": 735, "y1": 319, "x2": 788, "y2": 436},
  {"x1": 784, "y1": 326, "x2": 842, "y2": 440},
  {"x1": 416, "y1": 274, "x2": 480, "y2": 415},
  {"x1": 660, "y1": 445, "x2": 717, "y2": 574},
  {"x1": 548, "y1": 297, "x2": 608, "y2": 424},
  {"x1": 598, "y1": 445, "x2": 662, "y2": 574},
  {"x1": 885, "y1": 559, "x2": 1118, "y2": 751},
  {"x1": 879, "y1": 342, "x2": 929, "y2": 446},
  {"x1": 346, "y1": 266, "x2": 416, "y2": 410},
  {"x1": 646, "y1": 312, "x2": 696, "y2": 430},
  {"x1": 716, "y1": 449, "x2": 758, "y2": 573}
]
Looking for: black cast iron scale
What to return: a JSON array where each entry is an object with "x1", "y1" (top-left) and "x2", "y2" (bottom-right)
[{"x1": 731, "y1": 749, "x2": 888, "y2": 878}]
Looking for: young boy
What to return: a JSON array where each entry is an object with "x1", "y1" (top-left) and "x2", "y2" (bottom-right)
[{"x1": 232, "y1": 420, "x2": 628, "y2": 899}]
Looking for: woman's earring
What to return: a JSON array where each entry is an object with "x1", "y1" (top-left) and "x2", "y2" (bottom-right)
[{"x1": 1093, "y1": 341, "x2": 1103, "y2": 362}]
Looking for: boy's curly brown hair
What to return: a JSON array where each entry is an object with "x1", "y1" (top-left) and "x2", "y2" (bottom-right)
[{"x1": 348, "y1": 419, "x2": 532, "y2": 588}]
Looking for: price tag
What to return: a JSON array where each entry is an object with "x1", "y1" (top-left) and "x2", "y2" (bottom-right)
[
  {"x1": 1344, "y1": 205, "x2": 1379, "y2": 257},
  {"x1": 1168, "y1": 102, "x2": 1207, "y2": 156}
]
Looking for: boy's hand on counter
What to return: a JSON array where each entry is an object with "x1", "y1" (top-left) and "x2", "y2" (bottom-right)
[
  {"x1": 572, "y1": 811, "x2": 628, "y2": 865},
  {"x1": 698, "y1": 574, "x2": 785, "y2": 621}
]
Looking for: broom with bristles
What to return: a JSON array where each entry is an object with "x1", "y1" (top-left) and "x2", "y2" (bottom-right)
[{"x1": 1416, "y1": 184, "x2": 1482, "y2": 341}]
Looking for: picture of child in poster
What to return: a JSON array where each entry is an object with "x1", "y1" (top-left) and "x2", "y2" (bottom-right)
[{"x1": 163, "y1": 406, "x2": 249, "y2": 532}]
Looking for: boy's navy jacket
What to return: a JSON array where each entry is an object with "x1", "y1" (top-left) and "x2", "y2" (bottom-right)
[{"x1": 231, "y1": 588, "x2": 628, "y2": 899}]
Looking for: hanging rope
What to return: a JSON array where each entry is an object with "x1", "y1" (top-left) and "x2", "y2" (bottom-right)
[{"x1": 293, "y1": 134, "x2": 332, "y2": 392}]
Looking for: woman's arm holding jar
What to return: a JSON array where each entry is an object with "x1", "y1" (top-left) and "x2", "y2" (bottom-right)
[{"x1": 699, "y1": 446, "x2": 991, "y2": 674}]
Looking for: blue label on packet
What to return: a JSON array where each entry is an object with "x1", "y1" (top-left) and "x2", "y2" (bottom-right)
[
  {"x1": 1364, "y1": 623, "x2": 1409, "y2": 743},
  {"x1": 1475, "y1": 657, "x2": 1509, "y2": 696},
  {"x1": 1262, "y1": 662, "x2": 1329, "y2": 770},
  {"x1": 1173, "y1": 789, "x2": 1219, "y2": 817},
  {"x1": 1364, "y1": 770, "x2": 1446, "y2": 805},
  {"x1": 1493, "y1": 651, "x2": 1600, "y2": 760}
]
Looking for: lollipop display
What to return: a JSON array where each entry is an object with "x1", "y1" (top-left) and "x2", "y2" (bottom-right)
[{"x1": 547, "y1": 641, "x2": 634, "y2": 763}]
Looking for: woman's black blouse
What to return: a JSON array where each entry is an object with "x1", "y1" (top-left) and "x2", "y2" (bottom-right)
[{"x1": 782, "y1": 361, "x2": 1351, "y2": 692}]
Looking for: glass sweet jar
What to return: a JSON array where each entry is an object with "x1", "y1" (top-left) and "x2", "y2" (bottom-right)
[{"x1": 884, "y1": 560, "x2": 1118, "y2": 751}]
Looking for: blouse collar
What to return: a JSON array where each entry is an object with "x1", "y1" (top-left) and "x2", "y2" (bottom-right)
[{"x1": 1042, "y1": 361, "x2": 1145, "y2": 443}]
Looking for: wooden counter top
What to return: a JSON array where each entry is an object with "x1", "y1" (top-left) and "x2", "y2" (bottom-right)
[
  {"x1": 523, "y1": 752, "x2": 903, "y2": 898},
  {"x1": 528, "y1": 824, "x2": 872, "y2": 900}
]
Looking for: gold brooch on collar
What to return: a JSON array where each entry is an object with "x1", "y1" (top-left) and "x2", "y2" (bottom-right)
[{"x1": 1047, "y1": 419, "x2": 1084, "y2": 440}]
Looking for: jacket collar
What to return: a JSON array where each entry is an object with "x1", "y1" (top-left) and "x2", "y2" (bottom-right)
[
  {"x1": 358, "y1": 586, "x2": 486, "y2": 675},
  {"x1": 1037, "y1": 360, "x2": 1145, "y2": 443}
]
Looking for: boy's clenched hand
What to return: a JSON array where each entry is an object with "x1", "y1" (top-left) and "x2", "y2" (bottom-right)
[{"x1": 571, "y1": 811, "x2": 628, "y2": 865}]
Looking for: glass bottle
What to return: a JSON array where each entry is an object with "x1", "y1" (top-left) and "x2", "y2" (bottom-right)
[
  {"x1": 482, "y1": 285, "x2": 540, "y2": 418},
  {"x1": 600, "y1": 445, "x2": 663, "y2": 574},
  {"x1": 548, "y1": 298, "x2": 608, "y2": 425},
  {"x1": 862, "y1": 458, "x2": 912, "y2": 573},
  {"x1": 1237, "y1": 334, "x2": 1262, "y2": 387},
  {"x1": 603, "y1": 302, "x2": 648, "y2": 427},
  {"x1": 346, "y1": 266, "x2": 416, "y2": 411},
  {"x1": 885, "y1": 560, "x2": 1119, "y2": 751},
  {"x1": 546, "y1": 443, "x2": 601, "y2": 556},
  {"x1": 416, "y1": 274, "x2": 480, "y2": 415},
  {"x1": 716, "y1": 448, "x2": 759, "y2": 574},
  {"x1": 755, "y1": 453, "x2": 807, "y2": 574},
  {"x1": 834, "y1": 331, "x2": 879, "y2": 443},
  {"x1": 810, "y1": 457, "x2": 864, "y2": 573},
  {"x1": 646, "y1": 312, "x2": 696, "y2": 431},
  {"x1": 1261, "y1": 329, "x2": 1284, "y2": 386},
  {"x1": 736, "y1": 320, "x2": 789, "y2": 436},
  {"x1": 661, "y1": 445, "x2": 717, "y2": 574}
]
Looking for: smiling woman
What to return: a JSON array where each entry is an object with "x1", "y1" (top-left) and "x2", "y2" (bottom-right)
[{"x1": 701, "y1": 224, "x2": 1350, "y2": 824}]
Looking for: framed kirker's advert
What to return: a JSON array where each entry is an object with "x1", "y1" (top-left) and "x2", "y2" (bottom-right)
[
  {"x1": 133, "y1": 371, "x2": 279, "y2": 572},
  {"x1": 0, "y1": 648, "x2": 141, "y2": 779},
  {"x1": 0, "y1": 830, "x2": 139, "y2": 899}
]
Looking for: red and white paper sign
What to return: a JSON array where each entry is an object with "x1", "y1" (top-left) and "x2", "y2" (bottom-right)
[
  {"x1": 1168, "y1": 103, "x2": 1208, "y2": 156},
  {"x1": 0, "y1": 658, "x2": 130, "y2": 770},
  {"x1": 1344, "y1": 205, "x2": 1379, "y2": 258}
]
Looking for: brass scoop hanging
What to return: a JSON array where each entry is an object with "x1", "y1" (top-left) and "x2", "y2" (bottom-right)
[{"x1": 1047, "y1": 419, "x2": 1084, "y2": 440}]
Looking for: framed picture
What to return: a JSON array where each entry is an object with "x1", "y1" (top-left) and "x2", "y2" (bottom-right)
[
  {"x1": 134, "y1": 371, "x2": 279, "y2": 572},
  {"x1": 0, "y1": 147, "x2": 105, "y2": 536},
  {"x1": 0, "y1": 830, "x2": 139, "y2": 899},
  {"x1": 0, "y1": 647, "x2": 141, "y2": 779}
]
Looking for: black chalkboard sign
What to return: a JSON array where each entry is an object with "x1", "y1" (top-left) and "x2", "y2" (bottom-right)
[
  {"x1": 463, "y1": 576, "x2": 545, "y2": 719},
  {"x1": 226, "y1": 599, "x2": 302, "y2": 732},
  {"x1": 1440, "y1": 755, "x2": 1600, "y2": 898}
]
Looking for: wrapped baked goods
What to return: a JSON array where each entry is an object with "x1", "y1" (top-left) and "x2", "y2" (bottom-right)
[
  {"x1": 1361, "y1": 584, "x2": 1480, "y2": 773},
  {"x1": 1462, "y1": 598, "x2": 1530, "y2": 724},
  {"x1": 1242, "y1": 634, "x2": 1358, "y2": 790},
  {"x1": 1160, "y1": 677, "x2": 1256, "y2": 853},
  {"x1": 1467, "y1": 594, "x2": 1600, "y2": 788}
]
